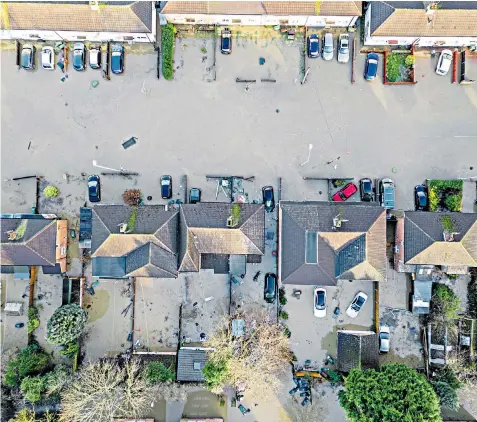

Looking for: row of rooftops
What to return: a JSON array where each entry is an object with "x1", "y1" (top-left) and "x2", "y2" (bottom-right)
[{"x1": 3, "y1": 202, "x2": 476, "y2": 284}]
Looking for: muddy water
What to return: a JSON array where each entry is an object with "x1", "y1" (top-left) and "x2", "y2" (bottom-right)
[
  {"x1": 321, "y1": 324, "x2": 373, "y2": 357},
  {"x1": 84, "y1": 290, "x2": 110, "y2": 323}
]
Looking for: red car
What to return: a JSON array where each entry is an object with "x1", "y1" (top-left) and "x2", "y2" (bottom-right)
[{"x1": 332, "y1": 182, "x2": 358, "y2": 202}]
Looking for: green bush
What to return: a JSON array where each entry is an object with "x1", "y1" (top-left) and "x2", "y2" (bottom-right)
[
  {"x1": 28, "y1": 306, "x2": 40, "y2": 334},
  {"x1": 405, "y1": 55, "x2": 415, "y2": 66},
  {"x1": 43, "y1": 364, "x2": 72, "y2": 397},
  {"x1": 3, "y1": 345, "x2": 50, "y2": 387},
  {"x1": 431, "y1": 284, "x2": 461, "y2": 321},
  {"x1": 21, "y1": 376, "x2": 46, "y2": 403},
  {"x1": 145, "y1": 361, "x2": 175, "y2": 384},
  {"x1": 435, "y1": 366, "x2": 462, "y2": 390},
  {"x1": 429, "y1": 180, "x2": 464, "y2": 191},
  {"x1": 279, "y1": 310, "x2": 289, "y2": 320},
  {"x1": 429, "y1": 187, "x2": 440, "y2": 211},
  {"x1": 58, "y1": 342, "x2": 80, "y2": 358},
  {"x1": 444, "y1": 194, "x2": 462, "y2": 212},
  {"x1": 162, "y1": 23, "x2": 176, "y2": 80},
  {"x1": 433, "y1": 381, "x2": 460, "y2": 411},
  {"x1": 279, "y1": 287, "x2": 287, "y2": 306},
  {"x1": 127, "y1": 207, "x2": 137, "y2": 232},
  {"x1": 327, "y1": 370, "x2": 342, "y2": 384},
  {"x1": 386, "y1": 53, "x2": 405, "y2": 82},
  {"x1": 468, "y1": 280, "x2": 477, "y2": 318},
  {"x1": 46, "y1": 304, "x2": 87, "y2": 345},
  {"x1": 283, "y1": 325, "x2": 291, "y2": 338},
  {"x1": 203, "y1": 359, "x2": 229, "y2": 390},
  {"x1": 43, "y1": 186, "x2": 59, "y2": 198}
]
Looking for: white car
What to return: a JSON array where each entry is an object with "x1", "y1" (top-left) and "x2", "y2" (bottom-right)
[
  {"x1": 41, "y1": 46, "x2": 54, "y2": 70},
  {"x1": 89, "y1": 46, "x2": 102, "y2": 70},
  {"x1": 322, "y1": 33, "x2": 334, "y2": 61},
  {"x1": 436, "y1": 49, "x2": 453, "y2": 76},
  {"x1": 337, "y1": 34, "x2": 350, "y2": 63},
  {"x1": 379, "y1": 326, "x2": 390, "y2": 353},
  {"x1": 346, "y1": 292, "x2": 368, "y2": 318},
  {"x1": 314, "y1": 288, "x2": 327, "y2": 318}
]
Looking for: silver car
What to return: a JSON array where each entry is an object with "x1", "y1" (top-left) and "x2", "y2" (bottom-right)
[
  {"x1": 322, "y1": 33, "x2": 334, "y2": 61},
  {"x1": 337, "y1": 34, "x2": 350, "y2": 63},
  {"x1": 379, "y1": 326, "x2": 390, "y2": 353}
]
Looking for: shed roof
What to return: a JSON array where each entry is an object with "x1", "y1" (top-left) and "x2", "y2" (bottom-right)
[
  {"x1": 177, "y1": 349, "x2": 208, "y2": 382},
  {"x1": 337, "y1": 330, "x2": 378, "y2": 373}
]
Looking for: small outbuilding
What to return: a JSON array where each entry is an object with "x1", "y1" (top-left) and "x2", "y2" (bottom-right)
[
  {"x1": 177, "y1": 348, "x2": 208, "y2": 382},
  {"x1": 337, "y1": 330, "x2": 379, "y2": 373}
]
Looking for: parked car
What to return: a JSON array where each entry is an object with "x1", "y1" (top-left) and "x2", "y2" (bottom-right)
[
  {"x1": 189, "y1": 188, "x2": 201, "y2": 204},
  {"x1": 89, "y1": 46, "x2": 102, "y2": 70},
  {"x1": 346, "y1": 291, "x2": 368, "y2": 318},
  {"x1": 20, "y1": 44, "x2": 36, "y2": 70},
  {"x1": 436, "y1": 49, "x2": 453, "y2": 76},
  {"x1": 72, "y1": 43, "x2": 86, "y2": 71},
  {"x1": 332, "y1": 182, "x2": 358, "y2": 202},
  {"x1": 314, "y1": 287, "x2": 327, "y2": 318},
  {"x1": 322, "y1": 33, "x2": 334, "y2": 61},
  {"x1": 379, "y1": 178, "x2": 395, "y2": 209},
  {"x1": 359, "y1": 178, "x2": 374, "y2": 202},
  {"x1": 337, "y1": 34, "x2": 350, "y2": 63},
  {"x1": 87, "y1": 175, "x2": 101, "y2": 202},
  {"x1": 415, "y1": 185, "x2": 428, "y2": 210},
  {"x1": 111, "y1": 44, "x2": 124, "y2": 74},
  {"x1": 161, "y1": 175, "x2": 172, "y2": 199},
  {"x1": 364, "y1": 52, "x2": 379, "y2": 81},
  {"x1": 220, "y1": 28, "x2": 232, "y2": 54},
  {"x1": 262, "y1": 186, "x2": 275, "y2": 212},
  {"x1": 379, "y1": 326, "x2": 390, "y2": 353},
  {"x1": 41, "y1": 46, "x2": 54, "y2": 70},
  {"x1": 264, "y1": 273, "x2": 277, "y2": 304},
  {"x1": 307, "y1": 34, "x2": 319, "y2": 58}
]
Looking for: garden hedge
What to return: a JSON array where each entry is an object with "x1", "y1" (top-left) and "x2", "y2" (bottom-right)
[
  {"x1": 428, "y1": 180, "x2": 463, "y2": 212},
  {"x1": 162, "y1": 23, "x2": 175, "y2": 80}
]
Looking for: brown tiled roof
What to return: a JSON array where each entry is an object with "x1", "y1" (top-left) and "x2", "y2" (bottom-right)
[
  {"x1": 162, "y1": 1, "x2": 362, "y2": 16},
  {"x1": 319, "y1": 232, "x2": 362, "y2": 250},
  {"x1": 0, "y1": 2, "x2": 152, "y2": 32},
  {"x1": 407, "y1": 243, "x2": 477, "y2": 267},
  {"x1": 373, "y1": 9, "x2": 477, "y2": 37}
]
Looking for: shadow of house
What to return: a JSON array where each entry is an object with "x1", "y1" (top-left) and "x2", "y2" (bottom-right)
[{"x1": 278, "y1": 202, "x2": 386, "y2": 286}]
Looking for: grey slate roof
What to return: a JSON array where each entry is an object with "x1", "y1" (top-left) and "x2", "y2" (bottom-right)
[
  {"x1": 279, "y1": 202, "x2": 386, "y2": 285},
  {"x1": 177, "y1": 349, "x2": 208, "y2": 382},
  {"x1": 403, "y1": 212, "x2": 477, "y2": 264},
  {"x1": 1, "y1": 218, "x2": 58, "y2": 267},
  {"x1": 337, "y1": 331, "x2": 378, "y2": 373}
]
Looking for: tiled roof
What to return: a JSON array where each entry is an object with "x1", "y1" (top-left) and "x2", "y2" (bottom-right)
[
  {"x1": 91, "y1": 205, "x2": 179, "y2": 279},
  {"x1": 176, "y1": 348, "x2": 208, "y2": 382},
  {"x1": 1, "y1": 219, "x2": 58, "y2": 267},
  {"x1": 403, "y1": 212, "x2": 477, "y2": 266},
  {"x1": 0, "y1": 1, "x2": 152, "y2": 32},
  {"x1": 370, "y1": 1, "x2": 477, "y2": 37},
  {"x1": 162, "y1": 1, "x2": 361, "y2": 16},
  {"x1": 279, "y1": 202, "x2": 386, "y2": 285},
  {"x1": 337, "y1": 331, "x2": 378, "y2": 373}
]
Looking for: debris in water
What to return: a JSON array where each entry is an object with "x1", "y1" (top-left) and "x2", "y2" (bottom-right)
[
  {"x1": 259, "y1": 57, "x2": 265, "y2": 65},
  {"x1": 91, "y1": 80, "x2": 99, "y2": 88}
]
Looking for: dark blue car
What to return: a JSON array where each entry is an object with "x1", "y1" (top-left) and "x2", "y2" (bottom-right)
[
  {"x1": 262, "y1": 186, "x2": 275, "y2": 213},
  {"x1": 161, "y1": 175, "x2": 172, "y2": 199},
  {"x1": 307, "y1": 34, "x2": 319, "y2": 58},
  {"x1": 111, "y1": 44, "x2": 124, "y2": 74},
  {"x1": 88, "y1": 175, "x2": 101, "y2": 202},
  {"x1": 364, "y1": 53, "x2": 379, "y2": 81}
]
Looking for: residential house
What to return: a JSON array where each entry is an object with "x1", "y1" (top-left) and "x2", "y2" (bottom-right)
[
  {"x1": 337, "y1": 330, "x2": 378, "y2": 372},
  {"x1": 1, "y1": 216, "x2": 68, "y2": 275},
  {"x1": 395, "y1": 211, "x2": 477, "y2": 274},
  {"x1": 90, "y1": 203, "x2": 264, "y2": 279},
  {"x1": 0, "y1": 1, "x2": 155, "y2": 43},
  {"x1": 364, "y1": 1, "x2": 477, "y2": 47},
  {"x1": 160, "y1": 1, "x2": 361, "y2": 28},
  {"x1": 278, "y1": 202, "x2": 386, "y2": 286}
]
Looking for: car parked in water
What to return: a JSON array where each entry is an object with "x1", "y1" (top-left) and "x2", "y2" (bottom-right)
[
  {"x1": 89, "y1": 46, "x2": 102, "y2": 70},
  {"x1": 346, "y1": 291, "x2": 368, "y2": 318},
  {"x1": 379, "y1": 326, "x2": 390, "y2": 353},
  {"x1": 21, "y1": 44, "x2": 36, "y2": 70},
  {"x1": 220, "y1": 28, "x2": 232, "y2": 54},
  {"x1": 41, "y1": 46, "x2": 54, "y2": 70},
  {"x1": 307, "y1": 34, "x2": 319, "y2": 58},
  {"x1": 262, "y1": 186, "x2": 275, "y2": 212},
  {"x1": 415, "y1": 185, "x2": 428, "y2": 210},
  {"x1": 332, "y1": 182, "x2": 358, "y2": 202},
  {"x1": 436, "y1": 49, "x2": 453, "y2": 76},
  {"x1": 73, "y1": 43, "x2": 86, "y2": 71},
  {"x1": 314, "y1": 287, "x2": 327, "y2": 318},
  {"x1": 337, "y1": 34, "x2": 350, "y2": 63},
  {"x1": 189, "y1": 188, "x2": 201, "y2": 204},
  {"x1": 322, "y1": 33, "x2": 334, "y2": 61},
  {"x1": 264, "y1": 273, "x2": 277, "y2": 304},
  {"x1": 364, "y1": 52, "x2": 379, "y2": 81},
  {"x1": 88, "y1": 175, "x2": 101, "y2": 202},
  {"x1": 161, "y1": 175, "x2": 172, "y2": 199},
  {"x1": 111, "y1": 44, "x2": 124, "y2": 74},
  {"x1": 359, "y1": 178, "x2": 374, "y2": 202},
  {"x1": 379, "y1": 178, "x2": 395, "y2": 209}
]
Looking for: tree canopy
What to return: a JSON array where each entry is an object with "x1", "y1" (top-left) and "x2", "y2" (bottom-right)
[
  {"x1": 339, "y1": 364, "x2": 441, "y2": 422},
  {"x1": 47, "y1": 304, "x2": 87, "y2": 345}
]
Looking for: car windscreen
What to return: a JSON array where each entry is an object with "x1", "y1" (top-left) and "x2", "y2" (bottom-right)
[
  {"x1": 324, "y1": 45, "x2": 333, "y2": 53},
  {"x1": 380, "y1": 332, "x2": 390, "y2": 340}
]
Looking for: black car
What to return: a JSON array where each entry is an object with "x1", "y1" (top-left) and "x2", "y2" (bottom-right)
[
  {"x1": 21, "y1": 44, "x2": 36, "y2": 70},
  {"x1": 415, "y1": 185, "x2": 428, "y2": 210},
  {"x1": 307, "y1": 34, "x2": 319, "y2": 58},
  {"x1": 111, "y1": 44, "x2": 125, "y2": 74},
  {"x1": 262, "y1": 186, "x2": 275, "y2": 213},
  {"x1": 161, "y1": 175, "x2": 172, "y2": 199},
  {"x1": 359, "y1": 178, "x2": 374, "y2": 202},
  {"x1": 264, "y1": 273, "x2": 277, "y2": 304},
  {"x1": 364, "y1": 53, "x2": 379, "y2": 81},
  {"x1": 189, "y1": 188, "x2": 201, "y2": 204},
  {"x1": 88, "y1": 175, "x2": 101, "y2": 202},
  {"x1": 220, "y1": 28, "x2": 232, "y2": 54}
]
